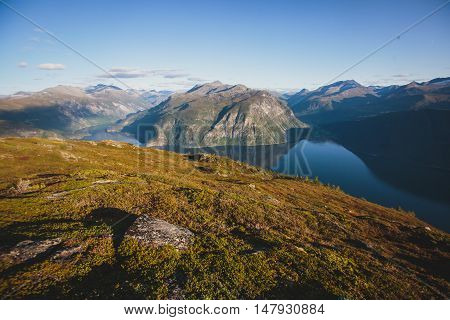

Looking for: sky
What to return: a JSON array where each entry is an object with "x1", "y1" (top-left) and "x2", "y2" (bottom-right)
[{"x1": 0, "y1": 0, "x2": 449, "y2": 94}]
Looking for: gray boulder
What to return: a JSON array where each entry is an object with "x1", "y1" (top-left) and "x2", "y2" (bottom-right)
[
  {"x1": 125, "y1": 215, "x2": 193, "y2": 250},
  {"x1": 0, "y1": 238, "x2": 62, "y2": 266}
]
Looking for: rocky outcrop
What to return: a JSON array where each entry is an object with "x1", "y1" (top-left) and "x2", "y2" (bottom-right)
[
  {"x1": 125, "y1": 215, "x2": 193, "y2": 249},
  {"x1": 51, "y1": 245, "x2": 84, "y2": 261},
  {"x1": 0, "y1": 238, "x2": 62, "y2": 267}
]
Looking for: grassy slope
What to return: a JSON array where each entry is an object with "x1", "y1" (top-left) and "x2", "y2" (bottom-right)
[{"x1": 0, "y1": 137, "x2": 448, "y2": 299}]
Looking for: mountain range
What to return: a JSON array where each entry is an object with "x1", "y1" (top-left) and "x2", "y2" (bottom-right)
[
  {"x1": 1, "y1": 77, "x2": 449, "y2": 148},
  {"x1": 285, "y1": 77, "x2": 450, "y2": 124},
  {"x1": 0, "y1": 85, "x2": 171, "y2": 137}
]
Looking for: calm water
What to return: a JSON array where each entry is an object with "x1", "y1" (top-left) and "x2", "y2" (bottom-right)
[
  {"x1": 84, "y1": 132, "x2": 450, "y2": 232},
  {"x1": 82, "y1": 131, "x2": 140, "y2": 145},
  {"x1": 272, "y1": 140, "x2": 450, "y2": 232}
]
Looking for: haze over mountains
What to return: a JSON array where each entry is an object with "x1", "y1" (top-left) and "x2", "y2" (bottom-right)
[{"x1": 0, "y1": 84, "x2": 171, "y2": 137}]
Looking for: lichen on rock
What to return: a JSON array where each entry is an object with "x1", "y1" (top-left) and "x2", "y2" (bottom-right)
[
  {"x1": 124, "y1": 215, "x2": 193, "y2": 250},
  {"x1": 0, "y1": 238, "x2": 62, "y2": 268}
]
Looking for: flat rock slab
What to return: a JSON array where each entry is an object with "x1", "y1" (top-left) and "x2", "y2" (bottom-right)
[
  {"x1": 51, "y1": 245, "x2": 84, "y2": 261},
  {"x1": 0, "y1": 238, "x2": 62, "y2": 266},
  {"x1": 125, "y1": 216, "x2": 193, "y2": 250}
]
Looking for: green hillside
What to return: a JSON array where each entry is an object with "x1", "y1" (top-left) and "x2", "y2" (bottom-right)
[{"x1": 0, "y1": 138, "x2": 448, "y2": 299}]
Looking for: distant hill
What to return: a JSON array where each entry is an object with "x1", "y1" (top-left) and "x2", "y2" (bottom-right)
[
  {"x1": 122, "y1": 81, "x2": 307, "y2": 147},
  {"x1": 287, "y1": 77, "x2": 450, "y2": 124},
  {"x1": 0, "y1": 84, "x2": 172, "y2": 137},
  {"x1": 84, "y1": 84, "x2": 122, "y2": 94}
]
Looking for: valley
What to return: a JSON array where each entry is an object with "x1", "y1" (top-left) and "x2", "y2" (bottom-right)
[{"x1": 0, "y1": 77, "x2": 449, "y2": 299}]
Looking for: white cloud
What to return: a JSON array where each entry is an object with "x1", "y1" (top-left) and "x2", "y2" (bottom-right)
[
  {"x1": 153, "y1": 70, "x2": 192, "y2": 79},
  {"x1": 154, "y1": 71, "x2": 189, "y2": 79},
  {"x1": 108, "y1": 67, "x2": 135, "y2": 73},
  {"x1": 162, "y1": 73, "x2": 189, "y2": 79},
  {"x1": 362, "y1": 73, "x2": 428, "y2": 86},
  {"x1": 391, "y1": 74, "x2": 414, "y2": 79},
  {"x1": 17, "y1": 61, "x2": 28, "y2": 68},
  {"x1": 38, "y1": 63, "x2": 65, "y2": 70},
  {"x1": 187, "y1": 77, "x2": 208, "y2": 82},
  {"x1": 97, "y1": 68, "x2": 190, "y2": 79},
  {"x1": 98, "y1": 68, "x2": 148, "y2": 78}
]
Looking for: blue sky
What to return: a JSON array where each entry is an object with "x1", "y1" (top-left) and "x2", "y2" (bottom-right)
[{"x1": 0, "y1": 0, "x2": 449, "y2": 94}]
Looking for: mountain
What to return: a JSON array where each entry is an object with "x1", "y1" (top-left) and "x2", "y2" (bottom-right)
[
  {"x1": 126, "y1": 89, "x2": 173, "y2": 107},
  {"x1": 0, "y1": 84, "x2": 172, "y2": 137},
  {"x1": 84, "y1": 84, "x2": 122, "y2": 94},
  {"x1": 287, "y1": 80, "x2": 378, "y2": 119},
  {"x1": 285, "y1": 88, "x2": 310, "y2": 106},
  {"x1": 287, "y1": 77, "x2": 450, "y2": 125},
  {"x1": 0, "y1": 137, "x2": 448, "y2": 299},
  {"x1": 122, "y1": 81, "x2": 307, "y2": 147}
]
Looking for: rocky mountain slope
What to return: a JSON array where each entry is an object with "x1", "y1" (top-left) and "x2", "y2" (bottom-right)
[
  {"x1": 288, "y1": 80, "x2": 376, "y2": 112},
  {"x1": 287, "y1": 77, "x2": 450, "y2": 124},
  {"x1": 0, "y1": 137, "x2": 448, "y2": 299},
  {"x1": 0, "y1": 85, "x2": 171, "y2": 137},
  {"x1": 122, "y1": 81, "x2": 307, "y2": 147}
]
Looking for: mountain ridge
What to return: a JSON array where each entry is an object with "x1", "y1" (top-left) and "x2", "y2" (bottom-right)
[{"x1": 286, "y1": 77, "x2": 450, "y2": 124}]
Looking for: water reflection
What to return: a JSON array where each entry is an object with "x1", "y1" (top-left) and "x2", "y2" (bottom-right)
[
  {"x1": 82, "y1": 131, "x2": 140, "y2": 145},
  {"x1": 274, "y1": 140, "x2": 450, "y2": 232},
  {"x1": 82, "y1": 130, "x2": 450, "y2": 231},
  {"x1": 160, "y1": 141, "x2": 300, "y2": 170},
  {"x1": 163, "y1": 140, "x2": 450, "y2": 231}
]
